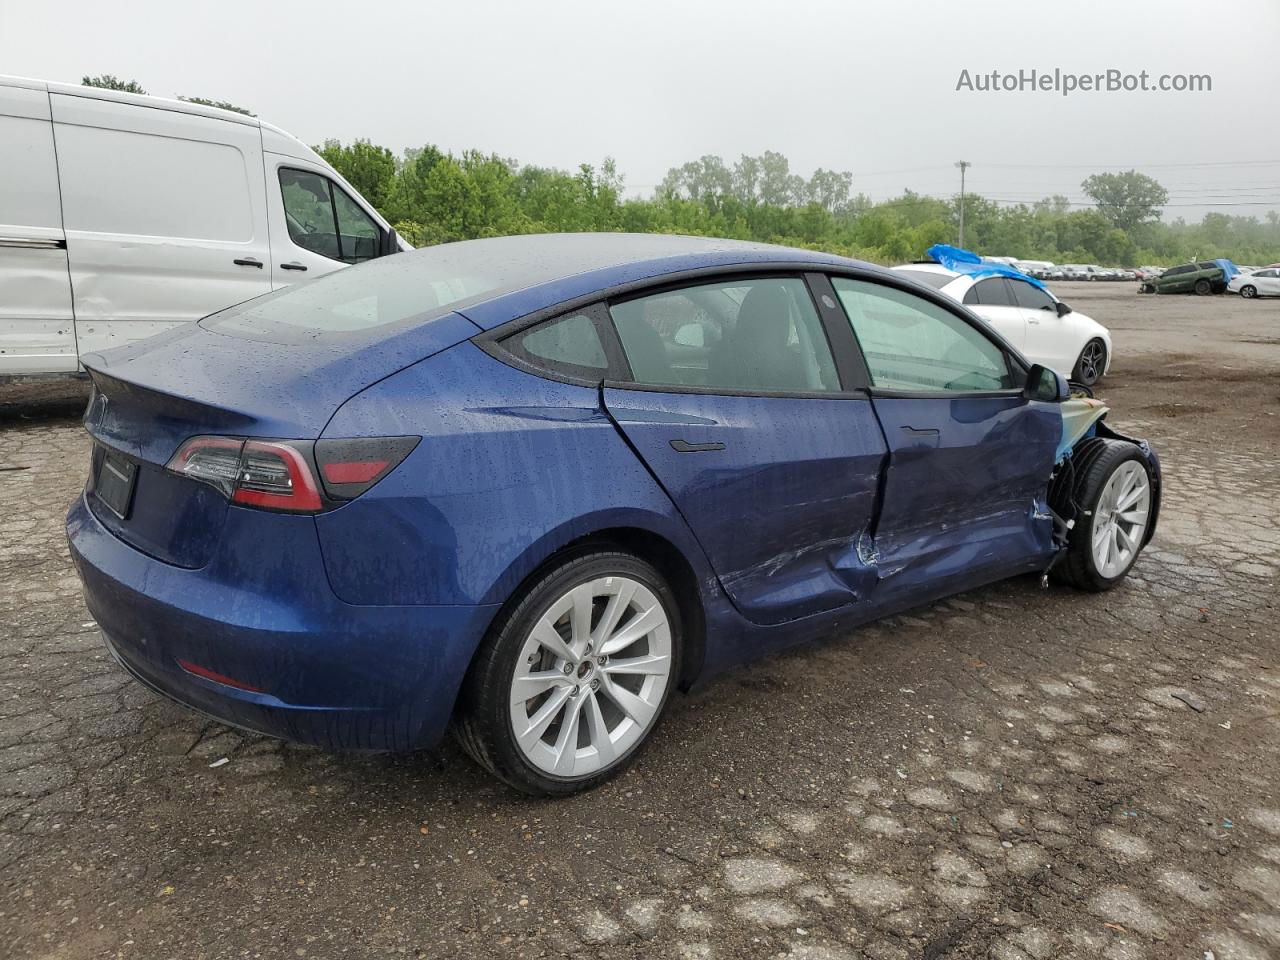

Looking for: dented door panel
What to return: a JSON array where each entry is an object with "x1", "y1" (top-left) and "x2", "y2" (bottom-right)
[
  {"x1": 603, "y1": 389, "x2": 887, "y2": 626},
  {"x1": 867, "y1": 393, "x2": 1060, "y2": 581}
]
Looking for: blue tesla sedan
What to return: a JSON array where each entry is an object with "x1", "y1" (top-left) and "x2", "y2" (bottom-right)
[{"x1": 67, "y1": 233, "x2": 1160, "y2": 795}]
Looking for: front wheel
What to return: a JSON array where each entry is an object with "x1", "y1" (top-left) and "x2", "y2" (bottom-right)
[
  {"x1": 1241, "y1": 285, "x2": 1258, "y2": 299},
  {"x1": 455, "y1": 550, "x2": 681, "y2": 795},
  {"x1": 1073, "y1": 338, "x2": 1107, "y2": 386},
  {"x1": 1194, "y1": 279, "x2": 1211, "y2": 295},
  {"x1": 1052, "y1": 439, "x2": 1153, "y2": 591}
]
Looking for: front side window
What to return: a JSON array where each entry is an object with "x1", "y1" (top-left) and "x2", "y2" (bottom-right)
[
  {"x1": 279, "y1": 168, "x2": 380, "y2": 264},
  {"x1": 1010, "y1": 280, "x2": 1056, "y2": 311},
  {"x1": 610, "y1": 277, "x2": 839, "y2": 393},
  {"x1": 832, "y1": 277, "x2": 1014, "y2": 393}
]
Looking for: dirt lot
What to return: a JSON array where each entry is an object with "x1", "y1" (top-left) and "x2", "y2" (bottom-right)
[{"x1": 2, "y1": 283, "x2": 1279, "y2": 960}]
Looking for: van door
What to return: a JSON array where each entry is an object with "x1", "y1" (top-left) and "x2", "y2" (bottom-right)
[
  {"x1": 264, "y1": 156, "x2": 384, "y2": 289},
  {"x1": 50, "y1": 93, "x2": 272, "y2": 357},
  {"x1": 0, "y1": 82, "x2": 76, "y2": 375}
]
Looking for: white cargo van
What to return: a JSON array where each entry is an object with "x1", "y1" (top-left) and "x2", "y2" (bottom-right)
[{"x1": 0, "y1": 74, "x2": 407, "y2": 377}]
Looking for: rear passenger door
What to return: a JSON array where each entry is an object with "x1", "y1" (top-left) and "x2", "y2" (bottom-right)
[
  {"x1": 830, "y1": 276, "x2": 1060, "y2": 589},
  {"x1": 51, "y1": 94, "x2": 272, "y2": 355},
  {"x1": 962, "y1": 277, "x2": 1026, "y2": 350},
  {"x1": 600, "y1": 274, "x2": 888, "y2": 626}
]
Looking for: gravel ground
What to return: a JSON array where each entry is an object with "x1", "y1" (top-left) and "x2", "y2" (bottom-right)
[{"x1": 2, "y1": 283, "x2": 1279, "y2": 960}]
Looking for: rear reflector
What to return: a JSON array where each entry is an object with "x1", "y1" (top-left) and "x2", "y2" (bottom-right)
[
  {"x1": 315, "y1": 436, "x2": 419, "y2": 500},
  {"x1": 176, "y1": 659, "x2": 263, "y2": 693}
]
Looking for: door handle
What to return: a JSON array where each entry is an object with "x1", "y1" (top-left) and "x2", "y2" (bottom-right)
[
  {"x1": 280, "y1": 262, "x2": 308, "y2": 271},
  {"x1": 669, "y1": 439, "x2": 725, "y2": 453},
  {"x1": 900, "y1": 426, "x2": 939, "y2": 436},
  {"x1": 233, "y1": 257, "x2": 264, "y2": 268}
]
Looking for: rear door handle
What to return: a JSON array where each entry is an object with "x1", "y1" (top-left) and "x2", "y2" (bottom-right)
[
  {"x1": 669, "y1": 439, "x2": 726, "y2": 453},
  {"x1": 900, "y1": 426, "x2": 939, "y2": 436},
  {"x1": 233, "y1": 257, "x2": 263, "y2": 268},
  {"x1": 280, "y1": 261, "x2": 308, "y2": 271}
]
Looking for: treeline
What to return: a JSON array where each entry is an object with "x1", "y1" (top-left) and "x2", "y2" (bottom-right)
[{"x1": 320, "y1": 141, "x2": 1280, "y2": 267}]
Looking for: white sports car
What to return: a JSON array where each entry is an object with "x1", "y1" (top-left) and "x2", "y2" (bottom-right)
[
  {"x1": 892, "y1": 264, "x2": 1113, "y2": 386},
  {"x1": 1227, "y1": 267, "x2": 1280, "y2": 299}
]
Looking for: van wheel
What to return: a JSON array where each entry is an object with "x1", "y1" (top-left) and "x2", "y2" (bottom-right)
[
  {"x1": 1241, "y1": 285, "x2": 1258, "y2": 299},
  {"x1": 1194, "y1": 279, "x2": 1211, "y2": 295},
  {"x1": 455, "y1": 550, "x2": 680, "y2": 796},
  {"x1": 1051, "y1": 439, "x2": 1153, "y2": 592}
]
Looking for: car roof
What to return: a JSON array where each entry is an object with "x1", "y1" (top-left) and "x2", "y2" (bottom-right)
[{"x1": 413, "y1": 233, "x2": 877, "y2": 330}]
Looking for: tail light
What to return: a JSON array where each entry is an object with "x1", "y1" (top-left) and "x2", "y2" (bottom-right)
[{"x1": 165, "y1": 436, "x2": 417, "y2": 513}]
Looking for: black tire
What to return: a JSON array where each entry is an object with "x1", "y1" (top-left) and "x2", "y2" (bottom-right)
[
  {"x1": 1072, "y1": 338, "x2": 1107, "y2": 386},
  {"x1": 1241, "y1": 285, "x2": 1258, "y2": 299},
  {"x1": 1049, "y1": 438, "x2": 1152, "y2": 592},
  {"x1": 454, "y1": 549, "x2": 681, "y2": 796},
  {"x1": 1140, "y1": 283, "x2": 1154, "y2": 294},
  {"x1": 1194, "y1": 279, "x2": 1211, "y2": 295}
]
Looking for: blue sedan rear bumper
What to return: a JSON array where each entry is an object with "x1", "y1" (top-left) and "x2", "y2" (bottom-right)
[{"x1": 66, "y1": 494, "x2": 499, "y2": 751}]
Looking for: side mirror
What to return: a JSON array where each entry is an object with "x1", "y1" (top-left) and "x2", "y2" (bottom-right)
[
  {"x1": 1023, "y1": 363, "x2": 1069, "y2": 403},
  {"x1": 1055, "y1": 301, "x2": 1072, "y2": 317}
]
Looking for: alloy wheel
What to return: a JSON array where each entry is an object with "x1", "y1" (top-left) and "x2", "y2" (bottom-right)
[
  {"x1": 1242, "y1": 285, "x2": 1257, "y2": 299},
  {"x1": 1079, "y1": 340, "x2": 1106, "y2": 384},
  {"x1": 508, "y1": 576, "x2": 673, "y2": 778},
  {"x1": 1091, "y1": 461, "x2": 1151, "y2": 579}
]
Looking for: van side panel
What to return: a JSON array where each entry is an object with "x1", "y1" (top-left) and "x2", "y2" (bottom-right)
[
  {"x1": 51, "y1": 93, "x2": 273, "y2": 355},
  {"x1": 0, "y1": 84, "x2": 77, "y2": 375}
]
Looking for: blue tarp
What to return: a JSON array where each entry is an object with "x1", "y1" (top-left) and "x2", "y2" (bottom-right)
[
  {"x1": 926, "y1": 244, "x2": 1052, "y2": 293},
  {"x1": 1213, "y1": 259, "x2": 1239, "y2": 283}
]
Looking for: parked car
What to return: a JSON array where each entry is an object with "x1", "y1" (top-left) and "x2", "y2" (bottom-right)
[
  {"x1": 0, "y1": 74, "x2": 406, "y2": 378},
  {"x1": 67, "y1": 233, "x2": 1161, "y2": 795},
  {"x1": 892, "y1": 263, "x2": 1113, "y2": 385},
  {"x1": 1060, "y1": 265, "x2": 1090, "y2": 281},
  {"x1": 1228, "y1": 267, "x2": 1280, "y2": 299},
  {"x1": 1139, "y1": 260, "x2": 1231, "y2": 295}
]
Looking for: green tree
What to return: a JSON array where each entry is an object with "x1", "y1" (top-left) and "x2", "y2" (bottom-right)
[
  {"x1": 179, "y1": 96, "x2": 255, "y2": 116},
  {"x1": 1081, "y1": 170, "x2": 1169, "y2": 232},
  {"x1": 316, "y1": 139, "x2": 397, "y2": 208},
  {"x1": 82, "y1": 74, "x2": 146, "y2": 94}
]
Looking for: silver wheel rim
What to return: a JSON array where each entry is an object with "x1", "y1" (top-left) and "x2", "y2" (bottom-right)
[
  {"x1": 509, "y1": 576, "x2": 672, "y2": 779},
  {"x1": 1091, "y1": 461, "x2": 1151, "y2": 578},
  {"x1": 1079, "y1": 341, "x2": 1105, "y2": 382},
  {"x1": 1243, "y1": 286, "x2": 1256, "y2": 298}
]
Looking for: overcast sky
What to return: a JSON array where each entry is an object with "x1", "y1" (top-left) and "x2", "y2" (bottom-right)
[{"x1": 2, "y1": 0, "x2": 1277, "y2": 221}]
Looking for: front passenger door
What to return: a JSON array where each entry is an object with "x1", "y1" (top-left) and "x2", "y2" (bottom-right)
[{"x1": 831, "y1": 276, "x2": 1060, "y2": 594}]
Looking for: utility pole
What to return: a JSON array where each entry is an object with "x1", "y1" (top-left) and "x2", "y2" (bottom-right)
[{"x1": 955, "y1": 160, "x2": 971, "y2": 248}]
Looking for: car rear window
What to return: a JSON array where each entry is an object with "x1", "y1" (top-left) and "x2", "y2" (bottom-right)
[{"x1": 894, "y1": 270, "x2": 954, "y2": 290}]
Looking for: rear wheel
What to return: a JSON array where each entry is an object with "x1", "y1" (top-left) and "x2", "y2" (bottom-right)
[
  {"x1": 1241, "y1": 284, "x2": 1258, "y2": 299},
  {"x1": 1073, "y1": 338, "x2": 1107, "y2": 386},
  {"x1": 455, "y1": 550, "x2": 680, "y2": 795},
  {"x1": 1194, "y1": 279, "x2": 1212, "y2": 295},
  {"x1": 1051, "y1": 439, "x2": 1153, "y2": 591}
]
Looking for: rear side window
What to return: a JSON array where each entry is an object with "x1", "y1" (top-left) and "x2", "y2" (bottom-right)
[
  {"x1": 1010, "y1": 280, "x2": 1056, "y2": 311},
  {"x1": 610, "y1": 277, "x2": 840, "y2": 394},
  {"x1": 1197, "y1": 261, "x2": 1218, "y2": 271},
  {"x1": 280, "y1": 168, "x2": 380, "y2": 264},
  {"x1": 507, "y1": 309, "x2": 609, "y2": 376},
  {"x1": 963, "y1": 278, "x2": 1015, "y2": 306},
  {"x1": 832, "y1": 277, "x2": 1014, "y2": 393}
]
